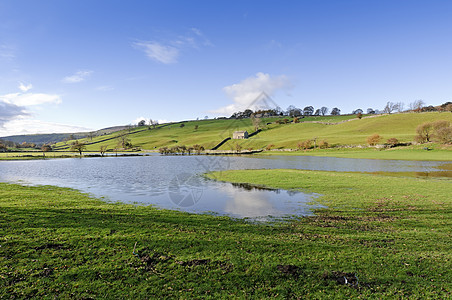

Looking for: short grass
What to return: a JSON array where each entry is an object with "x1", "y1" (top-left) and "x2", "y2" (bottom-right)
[
  {"x1": 206, "y1": 169, "x2": 452, "y2": 298},
  {"x1": 259, "y1": 143, "x2": 452, "y2": 161},
  {"x1": 1, "y1": 168, "x2": 451, "y2": 298}
]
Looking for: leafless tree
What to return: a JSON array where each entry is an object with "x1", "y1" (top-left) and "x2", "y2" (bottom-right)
[
  {"x1": 87, "y1": 131, "x2": 96, "y2": 141},
  {"x1": 409, "y1": 100, "x2": 425, "y2": 112},
  {"x1": 383, "y1": 102, "x2": 398, "y2": 114},
  {"x1": 250, "y1": 114, "x2": 263, "y2": 131},
  {"x1": 0, "y1": 142, "x2": 7, "y2": 152},
  {"x1": 320, "y1": 107, "x2": 329, "y2": 116},
  {"x1": 70, "y1": 141, "x2": 86, "y2": 157},
  {"x1": 116, "y1": 133, "x2": 131, "y2": 149},
  {"x1": 331, "y1": 107, "x2": 341, "y2": 115},
  {"x1": 100, "y1": 145, "x2": 108, "y2": 157},
  {"x1": 396, "y1": 102, "x2": 405, "y2": 112},
  {"x1": 415, "y1": 122, "x2": 433, "y2": 143},
  {"x1": 41, "y1": 144, "x2": 52, "y2": 157}
]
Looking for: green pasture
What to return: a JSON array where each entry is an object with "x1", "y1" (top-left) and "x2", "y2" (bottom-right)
[{"x1": 1, "y1": 168, "x2": 451, "y2": 298}]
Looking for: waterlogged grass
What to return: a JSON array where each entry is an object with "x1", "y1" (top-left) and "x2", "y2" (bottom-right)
[
  {"x1": 206, "y1": 169, "x2": 452, "y2": 298},
  {"x1": 2, "y1": 168, "x2": 452, "y2": 298}
]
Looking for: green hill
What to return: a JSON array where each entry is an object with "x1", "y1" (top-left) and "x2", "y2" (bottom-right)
[{"x1": 53, "y1": 112, "x2": 452, "y2": 152}]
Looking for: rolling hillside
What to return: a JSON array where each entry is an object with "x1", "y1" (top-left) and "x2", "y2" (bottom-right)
[{"x1": 53, "y1": 112, "x2": 452, "y2": 152}]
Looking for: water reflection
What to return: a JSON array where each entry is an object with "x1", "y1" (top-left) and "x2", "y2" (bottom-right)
[{"x1": 0, "y1": 155, "x2": 450, "y2": 220}]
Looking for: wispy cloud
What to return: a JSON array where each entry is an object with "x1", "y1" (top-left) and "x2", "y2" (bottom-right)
[
  {"x1": 134, "y1": 28, "x2": 212, "y2": 64},
  {"x1": 190, "y1": 27, "x2": 213, "y2": 47},
  {"x1": 96, "y1": 85, "x2": 114, "y2": 91},
  {"x1": 62, "y1": 70, "x2": 93, "y2": 83},
  {"x1": 213, "y1": 72, "x2": 293, "y2": 116},
  {"x1": 0, "y1": 44, "x2": 15, "y2": 61},
  {"x1": 134, "y1": 42, "x2": 179, "y2": 64}
]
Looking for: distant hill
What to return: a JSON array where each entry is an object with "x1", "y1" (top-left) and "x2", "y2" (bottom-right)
[
  {"x1": 0, "y1": 126, "x2": 128, "y2": 145},
  {"x1": 1, "y1": 133, "x2": 85, "y2": 145}
]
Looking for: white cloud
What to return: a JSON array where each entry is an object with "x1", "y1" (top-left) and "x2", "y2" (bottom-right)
[
  {"x1": 1, "y1": 92, "x2": 62, "y2": 106},
  {"x1": 132, "y1": 116, "x2": 147, "y2": 125},
  {"x1": 0, "y1": 85, "x2": 65, "y2": 135},
  {"x1": 213, "y1": 72, "x2": 293, "y2": 115},
  {"x1": 134, "y1": 28, "x2": 212, "y2": 64},
  {"x1": 134, "y1": 41, "x2": 179, "y2": 64},
  {"x1": 18, "y1": 82, "x2": 33, "y2": 92},
  {"x1": 62, "y1": 70, "x2": 93, "y2": 83},
  {"x1": 96, "y1": 85, "x2": 114, "y2": 91},
  {"x1": 0, "y1": 116, "x2": 92, "y2": 137}
]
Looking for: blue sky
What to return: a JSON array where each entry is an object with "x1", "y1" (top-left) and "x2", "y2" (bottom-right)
[{"x1": 1, "y1": 0, "x2": 452, "y2": 136}]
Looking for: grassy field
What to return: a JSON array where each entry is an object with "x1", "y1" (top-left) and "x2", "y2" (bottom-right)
[
  {"x1": 1, "y1": 168, "x2": 451, "y2": 298},
  {"x1": 51, "y1": 112, "x2": 452, "y2": 152},
  {"x1": 220, "y1": 112, "x2": 452, "y2": 150},
  {"x1": 206, "y1": 169, "x2": 452, "y2": 298},
  {"x1": 259, "y1": 143, "x2": 452, "y2": 161}
]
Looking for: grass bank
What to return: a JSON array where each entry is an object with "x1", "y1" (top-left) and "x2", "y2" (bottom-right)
[
  {"x1": 206, "y1": 169, "x2": 452, "y2": 298},
  {"x1": 259, "y1": 144, "x2": 452, "y2": 161},
  {"x1": 2, "y1": 169, "x2": 451, "y2": 298}
]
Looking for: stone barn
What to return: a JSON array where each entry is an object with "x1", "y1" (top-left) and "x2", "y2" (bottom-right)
[{"x1": 233, "y1": 131, "x2": 248, "y2": 139}]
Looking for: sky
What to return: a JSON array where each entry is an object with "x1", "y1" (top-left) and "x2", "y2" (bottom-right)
[{"x1": 1, "y1": 0, "x2": 452, "y2": 136}]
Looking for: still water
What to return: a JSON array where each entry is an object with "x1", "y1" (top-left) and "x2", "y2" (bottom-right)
[{"x1": 0, "y1": 155, "x2": 449, "y2": 221}]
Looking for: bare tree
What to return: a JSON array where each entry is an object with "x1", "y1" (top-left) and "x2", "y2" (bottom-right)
[
  {"x1": 331, "y1": 107, "x2": 341, "y2": 115},
  {"x1": 286, "y1": 105, "x2": 302, "y2": 117},
  {"x1": 41, "y1": 144, "x2": 52, "y2": 157},
  {"x1": 415, "y1": 122, "x2": 434, "y2": 143},
  {"x1": 126, "y1": 124, "x2": 134, "y2": 133},
  {"x1": 383, "y1": 102, "x2": 398, "y2": 114},
  {"x1": 151, "y1": 119, "x2": 159, "y2": 129},
  {"x1": 250, "y1": 114, "x2": 263, "y2": 131},
  {"x1": 396, "y1": 102, "x2": 405, "y2": 112},
  {"x1": 116, "y1": 133, "x2": 131, "y2": 149},
  {"x1": 367, "y1": 134, "x2": 382, "y2": 146},
  {"x1": 320, "y1": 107, "x2": 329, "y2": 116},
  {"x1": 409, "y1": 100, "x2": 425, "y2": 112},
  {"x1": 70, "y1": 141, "x2": 86, "y2": 157},
  {"x1": 87, "y1": 131, "x2": 96, "y2": 141},
  {"x1": 303, "y1": 106, "x2": 314, "y2": 116},
  {"x1": 100, "y1": 145, "x2": 108, "y2": 157},
  {"x1": 235, "y1": 143, "x2": 242, "y2": 153},
  {"x1": 0, "y1": 142, "x2": 8, "y2": 152}
]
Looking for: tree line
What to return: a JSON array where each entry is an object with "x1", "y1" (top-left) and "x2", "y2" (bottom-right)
[{"x1": 229, "y1": 101, "x2": 452, "y2": 119}]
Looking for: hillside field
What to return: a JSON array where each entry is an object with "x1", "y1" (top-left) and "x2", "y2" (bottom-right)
[{"x1": 52, "y1": 112, "x2": 452, "y2": 152}]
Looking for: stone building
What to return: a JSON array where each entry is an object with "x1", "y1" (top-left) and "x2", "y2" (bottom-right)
[{"x1": 233, "y1": 131, "x2": 248, "y2": 139}]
